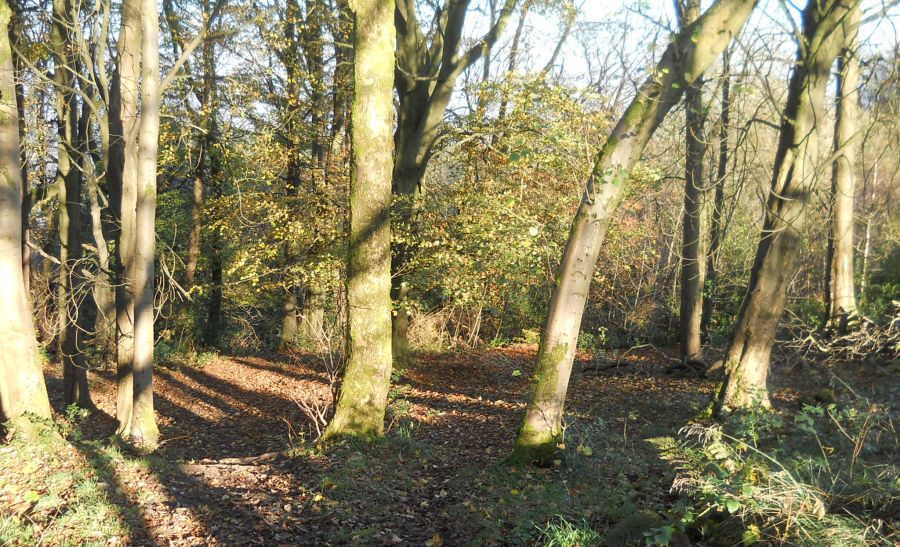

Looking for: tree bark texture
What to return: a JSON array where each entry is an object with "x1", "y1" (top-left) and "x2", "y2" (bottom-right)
[
  {"x1": 113, "y1": 0, "x2": 141, "y2": 437},
  {"x1": 718, "y1": 0, "x2": 858, "y2": 411},
  {"x1": 510, "y1": 0, "x2": 758, "y2": 463},
  {"x1": 325, "y1": 0, "x2": 395, "y2": 438},
  {"x1": 0, "y1": 0, "x2": 53, "y2": 426},
  {"x1": 824, "y1": 5, "x2": 861, "y2": 334},
  {"x1": 677, "y1": 0, "x2": 707, "y2": 361}
]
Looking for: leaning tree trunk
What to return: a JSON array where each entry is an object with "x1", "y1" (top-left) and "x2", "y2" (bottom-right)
[
  {"x1": 510, "y1": 0, "x2": 758, "y2": 464},
  {"x1": 324, "y1": 0, "x2": 395, "y2": 438},
  {"x1": 717, "y1": 0, "x2": 857, "y2": 411},
  {"x1": 824, "y1": 7, "x2": 861, "y2": 335},
  {"x1": 112, "y1": 0, "x2": 141, "y2": 437},
  {"x1": 0, "y1": 0, "x2": 53, "y2": 428},
  {"x1": 677, "y1": 0, "x2": 707, "y2": 362},
  {"x1": 128, "y1": 0, "x2": 161, "y2": 447}
]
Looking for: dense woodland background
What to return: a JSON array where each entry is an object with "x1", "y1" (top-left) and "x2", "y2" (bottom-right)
[{"x1": 0, "y1": 0, "x2": 898, "y2": 545}]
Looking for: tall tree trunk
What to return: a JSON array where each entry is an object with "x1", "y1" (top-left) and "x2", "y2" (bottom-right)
[
  {"x1": 824, "y1": 7, "x2": 861, "y2": 334},
  {"x1": 129, "y1": 0, "x2": 160, "y2": 446},
  {"x1": 717, "y1": 0, "x2": 857, "y2": 411},
  {"x1": 324, "y1": 0, "x2": 395, "y2": 438},
  {"x1": 112, "y1": 0, "x2": 141, "y2": 437},
  {"x1": 8, "y1": 0, "x2": 29, "y2": 293},
  {"x1": 510, "y1": 0, "x2": 757, "y2": 463},
  {"x1": 0, "y1": 0, "x2": 53, "y2": 427},
  {"x1": 53, "y1": 0, "x2": 93, "y2": 409},
  {"x1": 677, "y1": 0, "x2": 706, "y2": 362},
  {"x1": 702, "y1": 47, "x2": 731, "y2": 336}
]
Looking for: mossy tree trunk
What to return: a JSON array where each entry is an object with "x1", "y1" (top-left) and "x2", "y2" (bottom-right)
[
  {"x1": 324, "y1": 0, "x2": 395, "y2": 439},
  {"x1": 824, "y1": 5, "x2": 861, "y2": 335},
  {"x1": 0, "y1": 0, "x2": 53, "y2": 427},
  {"x1": 510, "y1": 0, "x2": 758, "y2": 464},
  {"x1": 717, "y1": 0, "x2": 858, "y2": 412}
]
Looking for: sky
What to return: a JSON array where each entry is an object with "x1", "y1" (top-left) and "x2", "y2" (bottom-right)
[{"x1": 502, "y1": 0, "x2": 900, "y2": 84}]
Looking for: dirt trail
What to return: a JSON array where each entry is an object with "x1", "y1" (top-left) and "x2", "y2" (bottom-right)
[{"x1": 44, "y1": 346, "x2": 727, "y2": 545}]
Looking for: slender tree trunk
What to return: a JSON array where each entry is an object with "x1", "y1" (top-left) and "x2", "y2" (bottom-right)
[
  {"x1": 0, "y1": 0, "x2": 53, "y2": 427},
  {"x1": 184, "y1": 169, "x2": 203, "y2": 288},
  {"x1": 824, "y1": 8, "x2": 861, "y2": 334},
  {"x1": 324, "y1": 0, "x2": 395, "y2": 438},
  {"x1": 129, "y1": 0, "x2": 160, "y2": 447},
  {"x1": 510, "y1": 0, "x2": 757, "y2": 463},
  {"x1": 113, "y1": 0, "x2": 141, "y2": 437},
  {"x1": 677, "y1": 0, "x2": 706, "y2": 362},
  {"x1": 702, "y1": 48, "x2": 731, "y2": 336},
  {"x1": 53, "y1": 0, "x2": 93, "y2": 409},
  {"x1": 717, "y1": 0, "x2": 857, "y2": 411}
]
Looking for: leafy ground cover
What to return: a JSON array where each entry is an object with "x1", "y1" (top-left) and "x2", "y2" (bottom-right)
[{"x1": 1, "y1": 345, "x2": 896, "y2": 545}]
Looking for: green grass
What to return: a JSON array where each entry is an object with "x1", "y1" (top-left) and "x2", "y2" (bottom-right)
[{"x1": 0, "y1": 423, "x2": 134, "y2": 546}]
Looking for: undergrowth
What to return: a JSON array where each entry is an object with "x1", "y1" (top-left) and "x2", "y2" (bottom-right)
[
  {"x1": 650, "y1": 399, "x2": 898, "y2": 546},
  {"x1": 0, "y1": 414, "x2": 134, "y2": 546}
]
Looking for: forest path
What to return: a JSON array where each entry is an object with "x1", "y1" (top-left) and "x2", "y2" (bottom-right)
[{"x1": 44, "y1": 346, "x2": 723, "y2": 545}]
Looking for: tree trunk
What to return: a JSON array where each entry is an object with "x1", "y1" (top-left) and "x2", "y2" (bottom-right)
[
  {"x1": 0, "y1": 0, "x2": 53, "y2": 427},
  {"x1": 112, "y1": 0, "x2": 141, "y2": 437},
  {"x1": 510, "y1": 0, "x2": 757, "y2": 464},
  {"x1": 390, "y1": 0, "x2": 518, "y2": 360},
  {"x1": 300, "y1": 286, "x2": 325, "y2": 349},
  {"x1": 324, "y1": 0, "x2": 395, "y2": 438},
  {"x1": 9, "y1": 0, "x2": 29, "y2": 293},
  {"x1": 702, "y1": 47, "x2": 731, "y2": 336},
  {"x1": 53, "y1": 0, "x2": 93, "y2": 409},
  {"x1": 717, "y1": 0, "x2": 857, "y2": 412},
  {"x1": 279, "y1": 284, "x2": 298, "y2": 350},
  {"x1": 129, "y1": 0, "x2": 161, "y2": 447},
  {"x1": 677, "y1": 0, "x2": 706, "y2": 362},
  {"x1": 824, "y1": 7, "x2": 861, "y2": 334}
]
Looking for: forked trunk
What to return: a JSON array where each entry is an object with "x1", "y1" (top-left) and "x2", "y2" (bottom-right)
[
  {"x1": 718, "y1": 0, "x2": 858, "y2": 411},
  {"x1": 510, "y1": 0, "x2": 758, "y2": 463},
  {"x1": 324, "y1": 0, "x2": 395, "y2": 438}
]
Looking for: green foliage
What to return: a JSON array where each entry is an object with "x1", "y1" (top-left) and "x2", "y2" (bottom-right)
[
  {"x1": 652, "y1": 400, "x2": 898, "y2": 546},
  {"x1": 536, "y1": 516, "x2": 603, "y2": 546}
]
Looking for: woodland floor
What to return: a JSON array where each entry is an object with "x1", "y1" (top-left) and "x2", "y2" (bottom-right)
[{"x1": 3, "y1": 344, "x2": 897, "y2": 546}]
